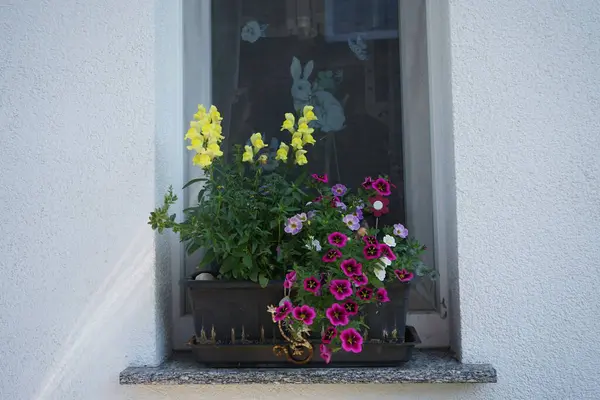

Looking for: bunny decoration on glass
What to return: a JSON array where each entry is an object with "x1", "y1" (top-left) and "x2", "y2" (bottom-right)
[{"x1": 290, "y1": 57, "x2": 346, "y2": 133}]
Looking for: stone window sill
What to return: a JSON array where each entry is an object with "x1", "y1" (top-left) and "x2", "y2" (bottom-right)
[{"x1": 119, "y1": 349, "x2": 496, "y2": 385}]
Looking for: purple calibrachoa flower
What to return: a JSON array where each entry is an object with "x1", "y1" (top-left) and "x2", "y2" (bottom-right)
[
  {"x1": 329, "y1": 279, "x2": 353, "y2": 301},
  {"x1": 363, "y1": 244, "x2": 381, "y2": 260},
  {"x1": 322, "y1": 248, "x2": 343, "y2": 263},
  {"x1": 362, "y1": 235, "x2": 378, "y2": 246},
  {"x1": 395, "y1": 268, "x2": 414, "y2": 282},
  {"x1": 361, "y1": 176, "x2": 374, "y2": 190},
  {"x1": 307, "y1": 210, "x2": 317, "y2": 219},
  {"x1": 322, "y1": 326, "x2": 338, "y2": 344},
  {"x1": 357, "y1": 286, "x2": 373, "y2": 301},
  {"x1": 340, "y1": 258, "x2": 363, "y2": 277},
  {"x1": 328, "y1": 232, "x2": 348, "y2": 248},
  {"x1": 351, "y1": 273, "x2": 368, "y2": 286},
  {"x1": 296, "y1": 212, "x2": 308, "y2": 222},
  {"x1": 332, "y1": 184, "x2": 348, "y2": 196},
  {"x1": 320, "y1": 344, "x2": 332, "y2": 364},
  {"x1": 335, "y1": 201, "x2": 348, "y2": 211},
  {"x1": 343, "y1": 299, "x2": 358, "y2": 316},
  {"x1": 311, "y1": 173, "x2": 329, "y2": 183},
  {"x1": 371, "y1": 178, "x2": 392, "y2": 196},
  {"x1": 292, "y1": 305, "x2": 316, "y2": 325},
  {"x1": 273, "y1": 300, "x2": 293, "y2": 322},
  {"x1": 352, "y1": 207, "x2": 364, "y2": 221},
  {"x1": 325, "y1": 303, "x2": 350, "y2": 326},
  {"x1": 303, "y1": 276, "x2": 321, "y2": 294},
  {"x1": 376, "y1": 288, "x2": 390, "y2": 303},
  {"x1": 378, "y1": 243, "x2": 397, "y2": 261},
  {"x1": 340, "y1": 328, "x2": 364, "y2": 353},
  {"x1": 393, "y1": 223, "x2": 409, "y2": 238},
  {"x1": 342, "y1": 214, "x2": 360, "y2": 231},
  {"x1": 284, "y1": 216, "x2": 303, "y2": 235}
]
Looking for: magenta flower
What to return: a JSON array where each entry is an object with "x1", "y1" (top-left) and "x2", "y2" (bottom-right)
[
  {"x1": 393, "y1": 223, "x2": 409, "y2": 238},
  {"x1": 340, "y1": 328, "x2": 364, "y2": 353},
  {"x1": 372, "y1": 178, "x2": 392, "y2": 196},
  {"x1": 283, "y1": 279, "x2": 293, "y2": 289},
  {"x1": 332, "y1": 184, "x2": 348, "y2": 196},
  {"x1": 351, "y1": 273, "x2": 368, "y2": 286},
  {"x1": 363, "y1": 244, "x2": 381, "y2": 260},
  {"x1": 311, "y1": 173, "x2": 329, "y2": 183},
  {"x1": 395, "y1": 268, "x2": 414, "y2": 282},
  {"x1": 322, "y1": 248, "x2": 343, "y2": 263},
  {"x1": 322, "y1": 326, "x2": 338, "y2": 344},
  {"x1": 329, "y1": 279, "x2": 353, "y2": 301},
  {"x1": 378, "y1": 244, "x2": 397, "y2": 261},
  {"x1": 362, "y1": 235, "x2": 378, "y2": 246},
  {"x1": 357, "y1": 286, "x2": 373, "y2": 301},
  {"x1": 273, "y1": 301, "x2": 293, "y2": 322},
  {"x1": 330, "y1": 196, "x2": 340, "y2": 208},
  {"x1": 342, "y1": 214, "x2": 360, "y2": 231},
  {"x1": 340, "y1": 259, "x2": 362, "y2": 277},
  {"x1": 284, "y1": 216, "x2": 303, "y2": 235},
  {"x1": 326, "y1": 303, "x2": 350, "y2": 326},
  {"x1": 361, "y1": 176, "x2": 374, "y2": 190},
  {"x1": 285, "y1": 270, "x2": 297, "y2": 283},
  {"x1": 328, "y1": 232, "x2": 348, "y2": 248},
  {"x1": 314, "y1": 195, "x2": 323, "y2": 203},
  {"x1": 320, "y1": 344, "x2": 332, "y2": 364},
  {"x1": 343, "y1": 299, "x2": 358, "y2": 316},
  {"x1": 292, "y1": 305, "x2": 316, "y2": 325},
  {"x1": 376, "y1": 288, "x2": 391, "y2": 303},
  {"x1": 303, "y1": 276, "x2": 321, "y2": 294}
]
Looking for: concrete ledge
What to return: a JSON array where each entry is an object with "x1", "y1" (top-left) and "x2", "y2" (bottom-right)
[{"x1": 119, "y1": 350, "x2": 496, "y2": 385}]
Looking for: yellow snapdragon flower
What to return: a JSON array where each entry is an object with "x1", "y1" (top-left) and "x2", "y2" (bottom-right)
[
  {"x1": 193, "y1": 151, "x2": 212, "y2": 168},
  {"x1": 206, "y1": 143, "x2": 223, "y2": 158},
  {"x1": 185, "y1": 127, "x2": 201, "y2": 141},
  {"x1": 281, "y1": 113, "x2": 296, "y2": 133},
  {"x1": 275, "y1": 142, "x2": 289, "y2": 162},
  {"x1": 242, "y1": 145, "x2": 254, "y2": 162},
  {"x1": 193, "y1": 105, "x2": 207, "y2": 121},
  {"x1": 295, "y1": 149, "x2": 308, "y2": 166},
  {"x1": 303, "y1": 105, "x2": 318, "y2": 122},
  {"x1": 302, "y1": 132, "x2": 316, "y2": 146},
  {"x1": 291, "y1": 136, "x2": 303, "y2": 150},
  {"x1": 250, "y1": 132, "x2": 267, "y2": 151},
  {"x1": 209, "y1": 105, "x2": 222, "y2": 122},
  {"x1": 186, "y1": 137, "x2": 205, "y2": 151}
]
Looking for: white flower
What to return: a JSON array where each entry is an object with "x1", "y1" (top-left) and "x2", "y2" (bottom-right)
[
  {"x1": 383, "y1": 235, "x2": 396, "y2": 247},
  {"x1": 373, "y1": 200, "x2": 384, "y2": 210},
  {"x1": 380, "y1": 256, "x2": 392, "y2": 266},
  {"x1": 374, "y1": 264, "x2": 387, "y2": 281},
  {"x1": 305, "y1": 236, "x2": 322, "y2": 251},
  {"x1": 241, "y1": 20, "x2": 261, "y2": 43}
]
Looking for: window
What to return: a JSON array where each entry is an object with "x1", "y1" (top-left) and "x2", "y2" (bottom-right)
[{"x1": 173, "y1": 0, "x2": 451, "y2": 349}]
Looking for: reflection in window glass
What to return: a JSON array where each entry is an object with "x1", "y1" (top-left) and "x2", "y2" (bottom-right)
[{"x1": 211, "y1": 0, "x2": 405, "y2": 227}]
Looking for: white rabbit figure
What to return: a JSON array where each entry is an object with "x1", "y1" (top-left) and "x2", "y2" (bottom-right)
[{"x1": 290, "y1": 57, "x2": 345, "y2": 132}]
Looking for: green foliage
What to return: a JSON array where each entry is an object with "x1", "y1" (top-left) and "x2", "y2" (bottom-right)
[{"x1": 149, "y1": 156, "x2": 310, "y2": 286}]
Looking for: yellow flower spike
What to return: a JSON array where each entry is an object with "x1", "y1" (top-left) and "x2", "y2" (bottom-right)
[
  {"x1": 275, "y1": 142, "x2": 289, "y2": 162},
  {"x1": 291, "y1": 136, "x2": 303, "y2": 150},
  {"x1": 295, "y1": 149, "x2": 308, "y2": 166},
  {"x1": 242, "y1": 145, "x2": 254, "y2": 162},
  {"x1": 281, "y1": 113, "x2": 296, "y2": 132},
  {"x1": 258, "y1": 154, "x2": 268, "y2": 165},
  {"x1": 193, "y1": 152, "x2": 212, "y2": 168},
  {"x1": 303, "y1": 105, "x2": 318, "y2": 122},
  {"x1": 250, "y1": 132, "x2": 267, "y2": 150},
  {"x1": 302, "y1": 132, "x2": 316, "y2": 146},
  {"x1": 209, "y1": 105, "x2": 222, "y2": 122},
  {"x1": 206, "y1": 143, "x2": 223, "y2": 158}
]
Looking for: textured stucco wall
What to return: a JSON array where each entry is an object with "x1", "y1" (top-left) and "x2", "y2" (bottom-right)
[{"x1": 1, "y1": 0, "x2": 600, "y2": 399}]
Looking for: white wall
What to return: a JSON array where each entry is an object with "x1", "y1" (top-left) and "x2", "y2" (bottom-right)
[{"x1": 1, "y1": 0, "x2": 599, "y2": 399}]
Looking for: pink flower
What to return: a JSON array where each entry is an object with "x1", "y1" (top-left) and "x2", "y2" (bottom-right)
[
  {"x1": 351, "y1": 273, "x2": 368, "y2": 286},
  {"x1": 303, "y1": 276, "x2": 321, "y2": 294},
  {"x1": 378, "y1": 244, "x2": 397, "y2": 261},
  {"x1": 363, "y1": 244, "x2": 381, "y2": 260},
  {"x1": 311, "y1": 173, "x2": 328, "y2": 183},
  {"x1": 285, "y1": 270, "x2": 297, "y2": 282},
  {"x1": 340, "y1": 328, "x2": 364, "y2": 353},
  {"x1": 320, "y1": 344, "x2": 332, "y2": 364},
  {"x1": 328, "y1": 232, "x2": 348, "y2": 248},
  {"x1": 322, "y1": 248, "x2": 343, "y2": 263},
  {"x1": 362, "y1": 235, "x2": 378, "y2": 246},
  {"x1": 314, "y1": 195, "x2": 324, "y2": 203},
  {"x1": 322, "y1": 326, "x2": 338, "y2": 344},
  {"x1": 283, "y1": 279, "x2": 293, "y2": 289},
  {"x1": 340, "y1": 258, "x2": 363, "y2": 277},
  {"x1": 376, "y1": 288, "x2": 390, "y2": 302},
  {"x1": 292, "y1": 305, "x2": 316, "y2": 325},
  {"x1": 343, "y1": 300, "x2": 358, "y2": 315},
  {"x1": 330, "y1": 196, "x2": 341, "y2": 208},
  {"x1": 372, "y1": 178, "x2": 392, "y2": 196},
  {"x1": 357, "y1": 286, "x2": 373, "y2": 301},
  {"x1": 325, "y1": 303, "x2": 350, "y2": 326},
  {"x1": 273, "y1": 301, "x2": 293, "y2": 322},
  {"x1": 361, "y1": 176, "x2": 374, "y2": 190},
  {"x1": 395, "y1": 268, "x2": 414, "y2": 282},
  {"x1": 329, "y1": 279, "x2": 353, "y2": 301}
]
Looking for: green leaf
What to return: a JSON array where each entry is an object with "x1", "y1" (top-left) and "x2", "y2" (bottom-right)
[
  {"x1": 182, "y1": 177, "x2": 207, "y2": 189},
  {"x1": 258, "y1": 274, "x2": 269, "y2": 288},
  {"x1": 250, "y1": 270, "x2": 258, "y2": 282},
  {"x1": 242, "y1": 254, "x2": 252, "y2": 268}
]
